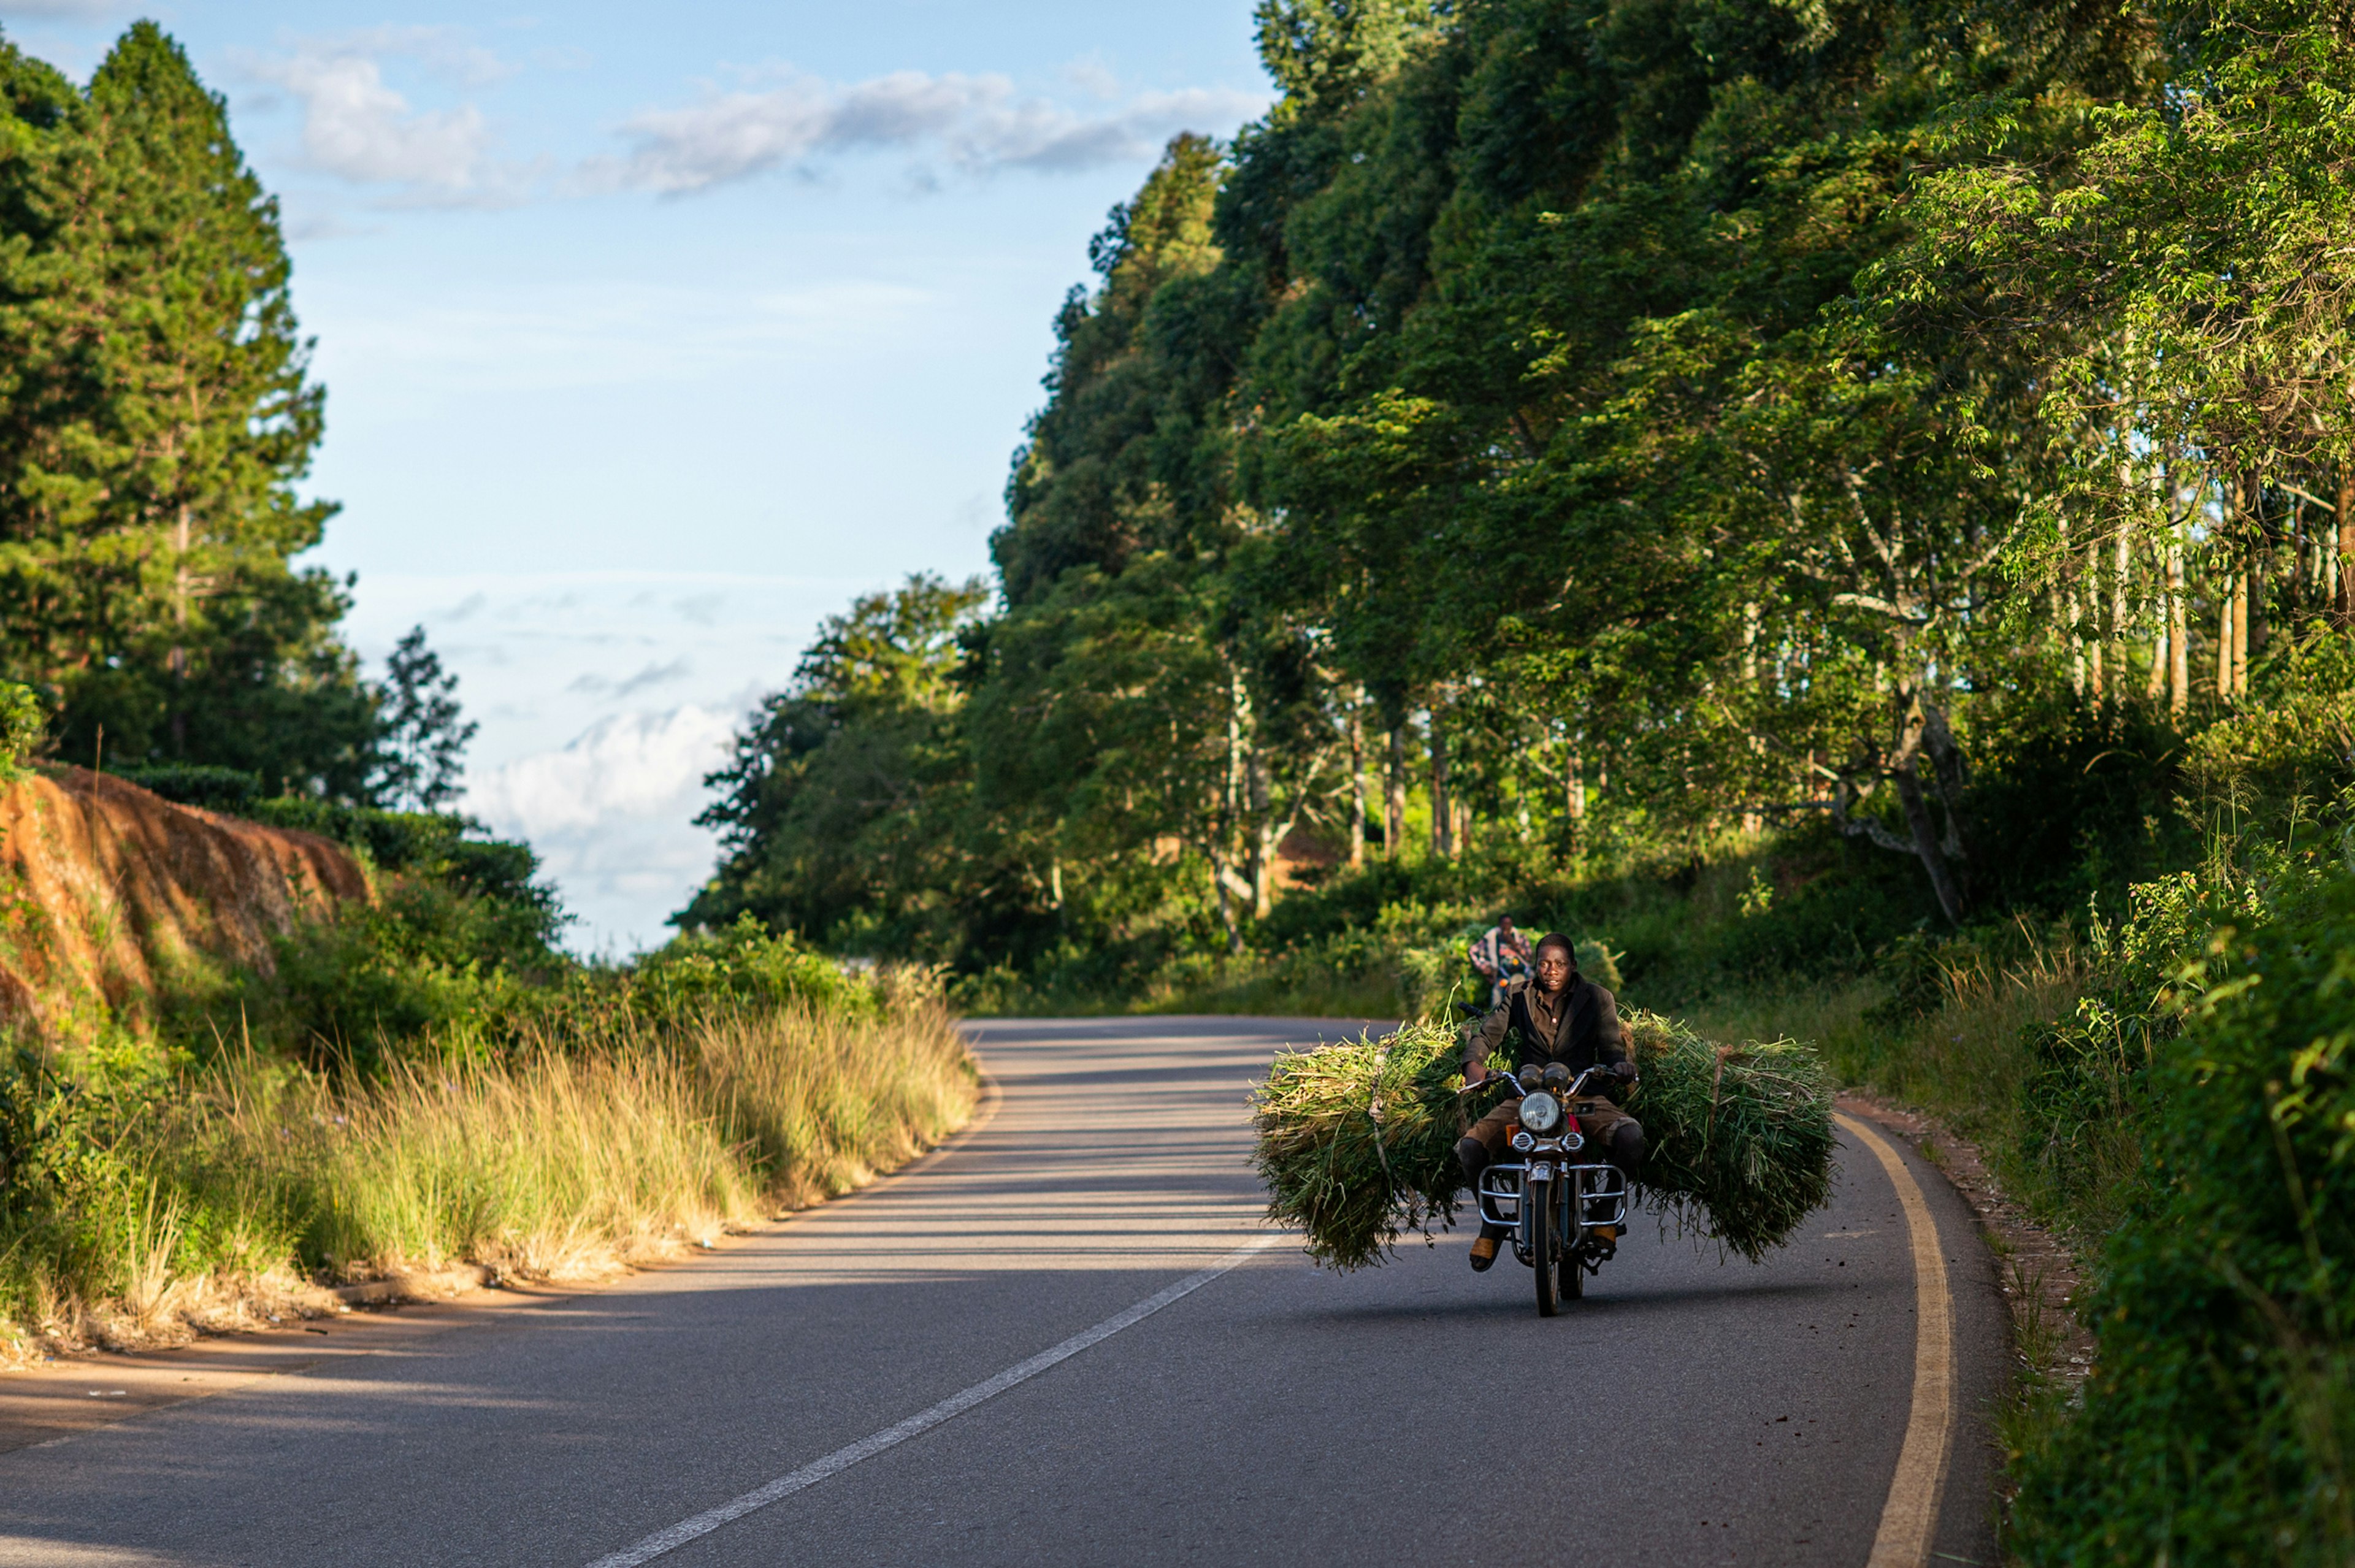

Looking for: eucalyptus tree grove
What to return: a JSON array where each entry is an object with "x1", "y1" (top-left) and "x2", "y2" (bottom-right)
[{"x1": 694, "y1": 0, "x2": 2355, "y2": 973}]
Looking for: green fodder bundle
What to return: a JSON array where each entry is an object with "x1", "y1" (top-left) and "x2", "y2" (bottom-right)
[
  {"x1": 1619, "y1": 1009, "x2": 1835, "y2": 1263},
  {"x1": 1249, "y1": 1022, "x2": 1467, "y2": 1271},
  {"x1": 1249, "y1": 1011, "x2": 1834, "y2": 1269}
]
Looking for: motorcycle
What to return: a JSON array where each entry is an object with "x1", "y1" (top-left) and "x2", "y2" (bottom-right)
[{"x1": 1469, "y1": 1061, "x2": 1632, "y2": 1316}]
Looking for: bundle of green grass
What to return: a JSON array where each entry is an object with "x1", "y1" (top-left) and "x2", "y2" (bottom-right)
[{"x1": 1250, "y1": 1010, "x2": 1834, "y2": 1270}]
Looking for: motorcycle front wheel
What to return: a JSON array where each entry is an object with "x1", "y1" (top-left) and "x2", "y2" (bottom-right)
[{"x1": 1531, "y1": 1176, "x2": 1559, "y2": 1317}]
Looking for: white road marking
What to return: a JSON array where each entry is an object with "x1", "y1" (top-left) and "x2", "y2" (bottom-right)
[
  {"x1": 1836, "y1": 1113, "x2": 1955, "y2": 1568},
  {"x1": 582, "y1": 1232, "x2": 1283, "y2": 1567}
]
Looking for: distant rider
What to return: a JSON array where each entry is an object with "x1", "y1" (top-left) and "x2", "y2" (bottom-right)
[
  {"x1": 1466, "y1": 915, "x2": 1534, "y2": 1009},
  {"x1": 1455, "y1": 931, "x2": 1644, "y2": 1271}
]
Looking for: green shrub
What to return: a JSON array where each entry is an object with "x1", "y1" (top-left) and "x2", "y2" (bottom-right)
[
  {"x1": 2010, "y1": 859, "x2": 2355, "y2": 1564},
  {"x1": 0, "y1": 1050, "x2": 124, "y2": 1222},
  {"x1": 114, "y1": 765, "x2": 262, "y2": 811},
  {"x1": 2183, "y1": 629, "x2": 2355, "y2": 828},
  {"x1": 0, "y1": 683, "x2": 47, "y2": 782}
]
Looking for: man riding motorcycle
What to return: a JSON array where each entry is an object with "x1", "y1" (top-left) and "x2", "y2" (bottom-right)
[{"x1": 1455, "y1": 931, "x2": 1644, "y2": 1271}]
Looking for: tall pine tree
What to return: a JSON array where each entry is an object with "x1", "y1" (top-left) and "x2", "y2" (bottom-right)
[{"x1": 0, "y1": 23, "x2": 372, "y2": 792}]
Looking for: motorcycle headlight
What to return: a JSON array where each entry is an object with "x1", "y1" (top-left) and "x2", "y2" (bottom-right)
[{"x1": 1519, "y1": 1091, "x2": 1562, "y2": 1134}]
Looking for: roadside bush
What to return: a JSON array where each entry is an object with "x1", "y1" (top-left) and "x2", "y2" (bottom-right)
[
  {"x1": 1963, "y1": 693, "x2": 2191, "y2": 913},
  {"x1": 2011, "y1": 857, "x2": 2355, "y2": 1564},
  {"x1": 115, "y1": 765, "x2": 263, "y2": 812},
  {"x1": 2, "y1": 974, "x2": 979, "y2": 1352},
  {"x1": 2182, "y1": 629, "x2": 2355, "y2": 828},
  {"x1": 0, "y1": 683, "x2": 48, "y2": 781}
]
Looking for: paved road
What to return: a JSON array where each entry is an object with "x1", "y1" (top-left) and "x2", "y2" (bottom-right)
[{"x1": 0, "y1": 1017, "x2": 2004, "y2": 1566}]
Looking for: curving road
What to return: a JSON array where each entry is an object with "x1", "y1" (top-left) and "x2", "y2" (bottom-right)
[{"x1": 0, "y1": 1017, "x2": 2005, "y2": 1567}]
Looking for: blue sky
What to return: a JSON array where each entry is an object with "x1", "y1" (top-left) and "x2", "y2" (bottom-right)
[{"x1": 0, "y1": 1, "x2": 1271, "y2": 953}]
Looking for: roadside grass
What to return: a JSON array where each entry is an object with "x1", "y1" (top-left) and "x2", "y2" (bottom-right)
[{"x1": 1, "y1": 989, "x2": 979, "y2": 1359}]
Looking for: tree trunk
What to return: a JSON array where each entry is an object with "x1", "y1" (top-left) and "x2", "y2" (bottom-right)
[
  {"x1": 1347, "y1": 705, "x2": 1366, "y2": 869},
  {"x1": 1214, "y1": 666, "x2": 1249, "y2": 952},
  {"x1": 2112, "y1": 527, "x2": 2131, "y2": 689},
  {"x1": 2216, "y1": 570, "x2": 2235, "y2": 700},
  {"x1": 1889, "y1": 694, "x2": 1967, "y2": 924},
  {"x1": 1740, "y1": 603, "x2": 1764, "y2": 832},
  {"x1": 1893, "y1": 759, "x2": 1968, "y2": 925},
  {"x1": 1385, "y1": 726, "x2": 1407, "y2": 861},
  {"x1": 1920, "y1": 699, "x2": 1975, "y2": 908},
  {"x1": 2338, "y1": 470, "x2": 2355, "y2": 628},
  {"x1": 170, "y1": 499, "x2": 191, "y2": 757},
  {"x1": 1245, "y1": 748, "x2": 1276, "y2": 919},
  {"x1": 1429, "y1": 714, "x2": 1452, "y2": 860},
  {"x1": 1565, "y1": 746, "x2": 1585, "y2": 857},
  {"x1": 1211, "y1": 865, "x2": 1246, "y2": 954},
  {"x1": 2084, "y1": 537, "x2": 2105, "y2": 702},
  {"x1": 2061, "y1": 579, "x2": 2085, "y2": 697},
  {"x1": 2248, "y1": 553, "x2": 2265, "y2": 660},
  {"x1": 2167, "y1": 537, "x2": 2188, "y2": 719},
  {"x1": 2232, "y1": 568, "x2": 2250, "y2": 697}
]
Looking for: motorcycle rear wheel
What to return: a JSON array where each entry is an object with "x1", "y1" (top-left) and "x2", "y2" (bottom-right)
[
  {"x1": 1531, "y1": 1177, "x2": 1559, "y2": 1317},
  {"x1": 1561, "y1": 1243, "x2": 1585, "y2": 1300}
]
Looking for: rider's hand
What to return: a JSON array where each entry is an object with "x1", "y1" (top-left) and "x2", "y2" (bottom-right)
[
  {"x1": 1609, "y1": 1060, "x2": 1638, "y2": 1085},
  {"x1": 1463, "y1": 1061, "x2": 1487, "y2": 1085}
]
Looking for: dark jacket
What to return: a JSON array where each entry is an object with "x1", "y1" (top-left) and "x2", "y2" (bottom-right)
[{"x1": 1465, "y1": 971, "x2": 1626, "y2": 1079}]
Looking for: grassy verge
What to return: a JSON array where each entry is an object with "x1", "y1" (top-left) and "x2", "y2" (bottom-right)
[
  {"x1": 0, "y1": 785, "x2": 982, "y2": 1365},
  {"x1": 0, "y1": 985, "x2": 977, "y2": 1361}
]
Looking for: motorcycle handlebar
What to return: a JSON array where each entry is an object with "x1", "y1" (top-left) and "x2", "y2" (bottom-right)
[{"x1": 1459, "y1": 1064, "x2": 1629, "y2": 1098}]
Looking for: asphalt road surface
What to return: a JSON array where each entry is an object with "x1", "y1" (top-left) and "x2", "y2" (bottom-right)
[{"x1": 0, "y1": 1017, "x2": 2005, "y2": 1567}]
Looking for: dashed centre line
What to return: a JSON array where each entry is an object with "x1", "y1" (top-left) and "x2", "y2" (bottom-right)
[{"x1": 581, "y1": 1232, "x2": 1282, "y2": 1568}]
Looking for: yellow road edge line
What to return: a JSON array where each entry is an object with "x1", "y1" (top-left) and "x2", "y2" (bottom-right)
[{"x1": 1835, "y1": 1112, "x2": 1954, "y2": 1568}]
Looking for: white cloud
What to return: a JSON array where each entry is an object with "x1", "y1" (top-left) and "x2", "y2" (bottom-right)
[
  {"x1": 336, "y1": 25, "x2": 515, "y2": 88},
  {"x1": 242, "y1": 39, "x2": 1268, "y2": 208},
  {"x1": 569, "y1": 657, "x2": 694, "y2": 699},
  {"x1": 602, "y1": 69, "x2": 1268, "y2": 195},
  {"x1": 240, "y1": 31, "x2": 535, "y2": 207},
  {"x1": 1062, "y1": 54, "x2": 1121, "y2": 102},
  {"x1": 464, "y1": 704, "x2": 738, "y2": 838},
  {"x1": 461, "y1": 703, "x2": 745, "y2": 954}
]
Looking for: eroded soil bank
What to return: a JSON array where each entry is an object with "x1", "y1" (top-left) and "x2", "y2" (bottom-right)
[{"x1": 0, "y1": 768, "x2": 366, "y2": 1035}]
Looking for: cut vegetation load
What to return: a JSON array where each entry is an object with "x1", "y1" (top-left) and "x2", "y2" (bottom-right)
[{"x1": 1250, "y1": 1011, "x2": 1834, "y2": 1270}]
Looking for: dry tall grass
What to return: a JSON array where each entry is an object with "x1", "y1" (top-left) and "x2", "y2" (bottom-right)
[
  {"x1": 1688, "y1": 919, "x2": 2109, "y2": 1226},
  {"x1": 6, "y1": 991, "x2": 978, "y2": 1357}
]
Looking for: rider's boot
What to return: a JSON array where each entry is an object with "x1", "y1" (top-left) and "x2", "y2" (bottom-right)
[{"x1": 1457, "y1": 1136, "x2": 1504, "y2": 1271}]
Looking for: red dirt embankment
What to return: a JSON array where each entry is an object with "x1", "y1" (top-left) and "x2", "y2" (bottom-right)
[{"x1": 0, "y1": 768, "x2": 367, "y2": 1034}]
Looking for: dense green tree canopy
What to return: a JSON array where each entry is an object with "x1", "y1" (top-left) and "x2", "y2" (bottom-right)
[
  {"x1": 699, "y1": 0, "x2": 2355, "y2": 983},
  {"x1": 0, "y1": 23, "x2": 400, "y2": 795}
]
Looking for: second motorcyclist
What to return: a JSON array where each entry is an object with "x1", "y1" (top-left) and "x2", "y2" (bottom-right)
[{"x1": 1455, "y1": 931, "x2": 1644, "y2": 1271}]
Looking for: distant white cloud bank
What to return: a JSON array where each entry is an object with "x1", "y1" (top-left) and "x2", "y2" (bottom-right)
[
  {"x1": 240, "y1": 29, "x2": 538, "y2": 205},
  {"x1": 602, "y1": 72, "x2": 1268, "y2": 194},
  {"x1": 238, "y1": 31, "x2": 1266, "y2": 208},
  {"x1": 462, "y1": 704, "x2": 742, "y2": 954}
]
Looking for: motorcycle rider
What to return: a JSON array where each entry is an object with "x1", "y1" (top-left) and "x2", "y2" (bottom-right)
[
  {"x1": 1455, "y1": 931, "x2": 1644, "y2": 1271},
  {"x1": 1466, "y1": 915, "x2": 1534, "y2": 1009}
]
